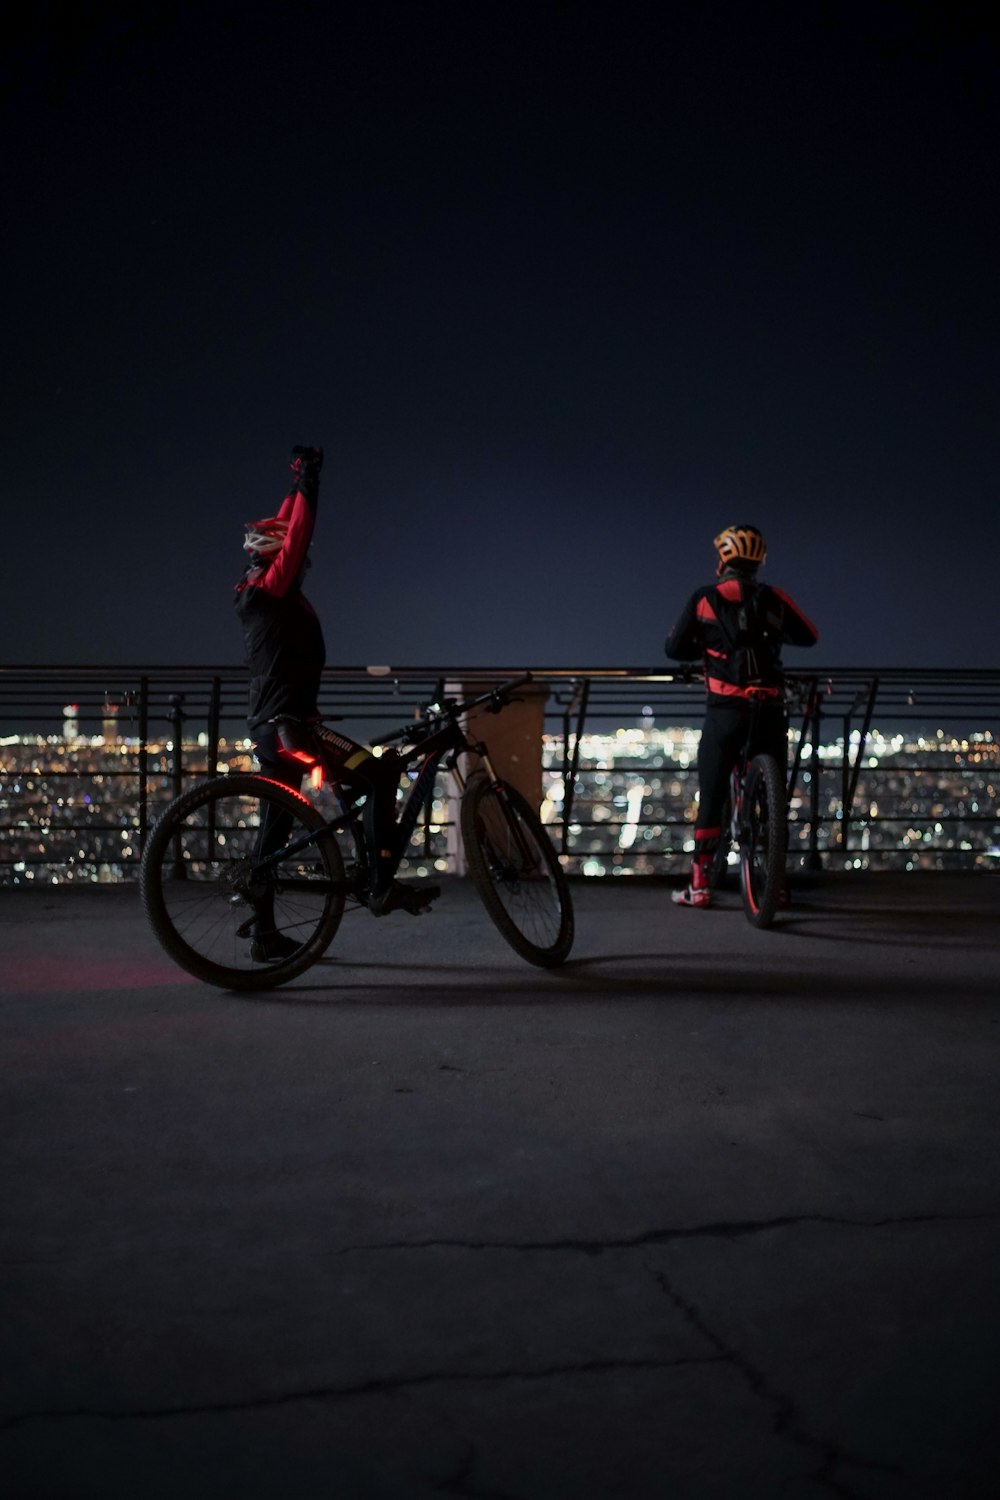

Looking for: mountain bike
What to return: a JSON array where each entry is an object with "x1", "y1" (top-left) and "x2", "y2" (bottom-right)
[
  {"x1": 139, "y1": 675, "x2": 573, "y2": 990},
  {"x1": 709, "y1": 686, "x2": 788, "y2": 928}
]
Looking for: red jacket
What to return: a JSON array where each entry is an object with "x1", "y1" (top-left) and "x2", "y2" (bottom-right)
[{"x1": 234, "y1": 487, "x2": 326, "y2": 728}]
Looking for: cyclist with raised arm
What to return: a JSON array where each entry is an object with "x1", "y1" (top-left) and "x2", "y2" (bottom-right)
[
  {"x1": 235, "y1": 447, "x2": 423, "y2": 959},
  {"x1": 234, "y1": 445, "x2": 330, "y2": 958},
  {"x1": 665, "y1": 524, "x2": 818, "y2": 908},
  {"x1": 236, "y1": 445, "x2": 327, "y2": 781}
]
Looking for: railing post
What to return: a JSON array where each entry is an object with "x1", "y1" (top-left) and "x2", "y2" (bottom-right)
[
  {"x1": 839, "y1": 681, "x2": 878, "y2": 856},
  {"x1": 168, "y1": 693, "x2": 186, "y2": 879},
  {"x1": 841, "y1": 705, "x2": 852, "y2": 854},
  {"x1": 207, "y1": 676, "x2": 222, "y2": 856},
  {"x1": 808, "y1": 693, "x2": 822, "y2": 871},
  {"x1": 207, "y1": 676, "x2": 221, "y2": 778},
  {"x1": 561, "y1": 678, "x2": 590, "y2": 858},
  {"x1": 169, "y1": 694, "x2": 185, "y2": 800},
  {"x1": 138, "y1": 676, "x2": 150, "y2": 854},
  {"x1": 844, "y1": 678, "x2": 879, "y2": 838}
]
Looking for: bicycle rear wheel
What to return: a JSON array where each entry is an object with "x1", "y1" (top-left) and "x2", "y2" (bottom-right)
[
  {"x1": 140, "y1": 773, "x2": 346, "y2": 990},
  {"x1": 461, "y1": 776, "x2": 573, "y2": 966},
  {"x1": 738, "y1": 753, "x2": 786, "y2": 928}
]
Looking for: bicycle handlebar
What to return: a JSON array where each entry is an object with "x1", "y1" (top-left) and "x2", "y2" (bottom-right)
[
  {"x1": 669, "y1": 668, "x2": 810, "y2": 710},
  {"x1": 371, "y1": 673, "x2": 535, "y2": 746},
  {"x1": 455, "y1": 672, "x2": 534, "y2": 717}
]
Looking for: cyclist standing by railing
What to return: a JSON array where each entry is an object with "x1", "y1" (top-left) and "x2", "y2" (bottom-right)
[{"x1": 664, "y1": 524, "x2": 818, "y2": 908}]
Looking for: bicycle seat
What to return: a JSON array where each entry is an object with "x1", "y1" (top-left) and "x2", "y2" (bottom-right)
[
  {"x1": 273, "y1": 716, "x2": 354, "y2": 771},
  {"x1": 273, "y1": 716, "x2": 322, "y2": 766}
]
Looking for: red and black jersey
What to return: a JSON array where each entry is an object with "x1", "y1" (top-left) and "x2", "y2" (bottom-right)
[
  {"x1": 234, "y1": 487, "x2": 326, "y2": 729},
  {"x1": 665, "y1": 574, "x2": 818, "y2": 702}
]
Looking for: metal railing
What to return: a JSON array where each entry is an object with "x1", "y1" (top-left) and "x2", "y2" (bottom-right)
[
  {"x1": 2, "y1": 664, "x2": 999, "y2": 883},
  {"x1": 549, "y1": 667, "x2": 1000, "y2": 876}
]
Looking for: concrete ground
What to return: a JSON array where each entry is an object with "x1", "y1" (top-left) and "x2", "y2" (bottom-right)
[{"x1": 2, "y1": 873, "x2": 999, "y2": 1499}]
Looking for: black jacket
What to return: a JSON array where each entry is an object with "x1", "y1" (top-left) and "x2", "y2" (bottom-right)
[{"x1": 665, "y1": 573, "x2": 817, "y2": 703}]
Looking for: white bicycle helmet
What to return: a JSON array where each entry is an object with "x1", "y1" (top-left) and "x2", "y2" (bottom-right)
[{"x1": 243, "y1": 517, "x2": 288, "y2": 556}]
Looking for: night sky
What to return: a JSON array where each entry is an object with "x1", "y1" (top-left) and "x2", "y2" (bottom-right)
[{"x1": 5, "y1": 1, "x2": 998, "y2": 670}]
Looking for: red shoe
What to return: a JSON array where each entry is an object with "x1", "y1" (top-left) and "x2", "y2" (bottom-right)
[{"x1": 672, "y1": 884, "x2": 711, "y2": 908}]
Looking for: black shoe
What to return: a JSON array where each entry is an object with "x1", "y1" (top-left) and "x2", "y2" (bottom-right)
[
  {"x1": 368, "y1": 881, "x2": 441, "y2": 917},
  {"x1": 402, "y1": 883, "x2": 440, "y2": 915},
  {"x1": 250, "y1": 930, "x2": 303, "y2": 963}
]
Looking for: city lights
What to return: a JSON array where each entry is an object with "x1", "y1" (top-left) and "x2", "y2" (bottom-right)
[
  {"x1": 1, "y1": 719, "x2": 997, "y2": 885},
  {"x1": 534, "y1": 724, "x2": 999, "y2": 878}
]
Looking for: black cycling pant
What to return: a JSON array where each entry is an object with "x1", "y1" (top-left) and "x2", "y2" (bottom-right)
[
  {"x1": 253, "y1": 721, "x2": 399, "y2": 904},
  {"x1": 248, "y1": 723, "x2": 306, "y2": 933},
  {"x1": 695, "y1": 700, "x2": 787, "y2": 852}
]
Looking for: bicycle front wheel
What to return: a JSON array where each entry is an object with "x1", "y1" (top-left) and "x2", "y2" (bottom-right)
[
  {"x1": 140, "y1": 773, "x2": 346, "y2": 990},
  {"x1": 461, "y1": 776, "x2": 574, "y2": 966},
  {"x1": 738, "y1": 753, "x2": 786, "y2": 928}
]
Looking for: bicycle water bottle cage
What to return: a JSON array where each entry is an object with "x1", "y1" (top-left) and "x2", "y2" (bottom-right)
[{"x1": 273, "y1": 717, "x2": 321, "y2": 767}]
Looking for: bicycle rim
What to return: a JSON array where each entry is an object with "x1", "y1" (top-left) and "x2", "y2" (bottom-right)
[
  {"x1": 140, "y1": 773, "x2": 346, "y2": 989},
  {"x1": 739, "y1": 754, "x2": 786, "y2": 928},
  {"x1": 461, "y1": 778, "x2": 573, "y2": 965}
]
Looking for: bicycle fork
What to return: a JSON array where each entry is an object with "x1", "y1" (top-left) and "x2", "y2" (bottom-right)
[{"x1": 455, "y1": 747, "x2": 542, "y2": 877}]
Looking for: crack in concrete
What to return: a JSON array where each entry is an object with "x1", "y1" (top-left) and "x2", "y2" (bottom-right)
[
  {"x1": 5, "y1": 1214, "x2": 994, "y2": 1490},
  {"x1": 431, "y1": 1442, "x2": 523, "y2": 1499},
  {"x1": 5, "y1": 1209, "x2": 995, "y2": 1273},
  {"x1": 648, "y1": 1264, "x2": 903, "y2": 1499},
  {"x1": 337, "y1": 1208, "x2": 1000, "y2": 1258},
  {"x1": 0, "y1": 1354, "x2": 726, "y2": 1433}
]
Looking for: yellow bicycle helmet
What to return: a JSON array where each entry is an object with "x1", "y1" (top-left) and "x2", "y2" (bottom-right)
[{"x1": 714, "y1": 523, "x2": 766, "y2": 573}]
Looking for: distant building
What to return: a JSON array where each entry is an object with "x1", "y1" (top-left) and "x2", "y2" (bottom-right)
[{"x1": 102, "y1": 699, "x2": 119, "y2": 745}]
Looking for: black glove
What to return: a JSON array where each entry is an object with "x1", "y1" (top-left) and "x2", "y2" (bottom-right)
[
  {"x1": 289, "y1": 445, "x2": 323, "y2": 501},
  {"x1": 290, "y1": 445, "x2": 323, "y2": 475}
]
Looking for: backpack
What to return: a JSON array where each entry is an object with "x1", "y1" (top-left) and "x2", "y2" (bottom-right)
[{"x1": 711, "y1": 581, "x2": 780, "y2": 687}]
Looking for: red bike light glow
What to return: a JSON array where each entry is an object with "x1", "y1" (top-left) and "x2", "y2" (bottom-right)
[{"x1": 280, "y1": 746, "x2": 318, "y2": 766}]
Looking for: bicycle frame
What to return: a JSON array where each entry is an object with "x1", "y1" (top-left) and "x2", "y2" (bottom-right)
[
  {"x1": 374, "y1": 713, "x2": 533, "y2": 877},
  {"x1": 728, "y1": 687, "x2": 788, "y2": 801},
  {"x1": 257, "y1": 692, "x2": 522, "y2": 893}
]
